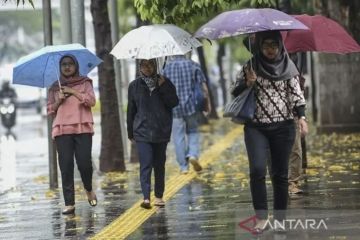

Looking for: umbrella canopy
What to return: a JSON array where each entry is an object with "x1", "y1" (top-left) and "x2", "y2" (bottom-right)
[
  {"x1": 110, "y1": 24, "x2": 202, "y2": 60},
  {"x1": 13, "y1": 43, "x2": 102, "y2": 88},
  {"x1": 194, "y1": 8, "x2": 308, "y2": 40},
  {"x1": 282, "y1": 14, "x2": 360, "y2": 54}
]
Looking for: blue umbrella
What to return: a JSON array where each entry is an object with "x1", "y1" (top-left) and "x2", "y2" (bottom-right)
[
  {"x1": 194, "y1": 8, "x2": 309, "y2": 40},
  {"x1": 13, "y1": 43, "x2": 102, "y2": 88}
]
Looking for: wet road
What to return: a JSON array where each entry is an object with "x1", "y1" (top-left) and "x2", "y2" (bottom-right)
[
  {"x1": 127, "y1": 132, "x2": 360, "y2": 240},
  {"x1": 0, "y1": 111, "x2": 359, "y2": 239},
  {"x1": 0, "y1": 109, "x2": 101, "y2": 194}
]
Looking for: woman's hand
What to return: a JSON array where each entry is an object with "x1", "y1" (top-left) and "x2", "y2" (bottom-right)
[
  {"x1": 61, "y1": 86, "x2": 84, "y2": 101},
  {"x1": 58, "y1": 91, "x2": 66, "y2": 101},
  {"x1": 244, "y1": 67, "x2": 257, "y2": 87},
  {"x1": 203, "y1": 100, "x2": 212, "y2": 117},
  {"x1": 61, "y1": 86, "x2": 75, "y2": 95},
  {"x1": 54, "y1": 91, "x2": 66, "y2": 109},
  {"x1": 202, "y1": 82, "x2": 211, "y2": 117},
  {"x1": 299, "y1": 118, "x2": 308, "y2": 136},
  {"x1": 158, "y1": 75, "x2": 165, "y2": 86}
]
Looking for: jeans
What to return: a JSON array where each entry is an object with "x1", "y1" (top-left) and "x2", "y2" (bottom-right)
[
  {"x1": 136, "y1": 141, "x2": 167, "y2": 200},
  {"x1": 244, "y1": 120, "x2": 295, "y2": 220},
  {"x1": 172, "y1": 113, "x2": 200, "y2": 171},
  {"x1": 55, "y1": 133, "x2": 93, "y2": 206}
]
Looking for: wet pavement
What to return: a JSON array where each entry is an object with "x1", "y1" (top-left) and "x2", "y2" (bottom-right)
[{"x1": 0, "y1": 110, "x2": 359, "y2": 239}]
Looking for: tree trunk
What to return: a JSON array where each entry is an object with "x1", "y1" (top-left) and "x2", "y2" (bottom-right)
[
  {"x1": 197, "y1": 46, "x2": 218, "y2": 119},
  {"x1": 216, "y1": 43, "x2": 227, "y2": 106},
  {"x1": 313, "y1": 0, "x2": 360, "y2": 132},
  {"x1": 90, "y1": 0, "x2": 125, "y2": 171}
]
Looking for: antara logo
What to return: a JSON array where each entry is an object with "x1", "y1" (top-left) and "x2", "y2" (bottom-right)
[
  {"x1": 238, "y1": 215, "x2": 259, "y2": 235},
  {"x1": 238, "y1": 215, "x2": 328, "y2": 235},
  {"x1": 265, "y1": 219, "x2": 328, "y2": 231}
]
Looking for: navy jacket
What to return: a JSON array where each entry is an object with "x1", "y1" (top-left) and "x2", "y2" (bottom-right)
[{"x1": 127, "y1": 76, "x2": 179, "y2": 143}]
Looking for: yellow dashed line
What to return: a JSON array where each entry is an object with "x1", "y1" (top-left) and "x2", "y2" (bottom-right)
[{"x1": 91, "y1": 126, "x2": 243, "y2": 240}]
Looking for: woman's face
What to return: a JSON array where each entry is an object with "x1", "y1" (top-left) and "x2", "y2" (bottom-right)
[
  {"x1": 261, "y1": 39, "x2": 280, "y2": 60},
  {"x1": 140, "y1": 60, "x2": 156, "y2": 77},
  {"x1": 60, "y1": 57, "x2": 77, "y2": 77}
]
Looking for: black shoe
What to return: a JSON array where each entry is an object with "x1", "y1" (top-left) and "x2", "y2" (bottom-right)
[
  {"x1": 140, "y1": 201, "x2": 151, "y2": 209},
  {"x1": 62, "y1": 207, "x2": 75, "y2": 215}
]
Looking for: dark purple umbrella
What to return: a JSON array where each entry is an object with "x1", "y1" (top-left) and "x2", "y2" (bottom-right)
[{"x1": 194, "y1": 8, "x2": 309, "y2": 40}]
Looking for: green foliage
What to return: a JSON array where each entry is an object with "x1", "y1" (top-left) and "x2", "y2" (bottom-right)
[
  {"x1": 118, "y1": 0, "x2": 137, "y2": 35},
  {"x1": 228, "y1": 36, "x2": 253, "y2": 64},
  {"x1": 291, "y1": 0, "x2": 315, "y2": 14},
  {"x1": 134, "y1": 0, "x2": 276, "y2": 25}
]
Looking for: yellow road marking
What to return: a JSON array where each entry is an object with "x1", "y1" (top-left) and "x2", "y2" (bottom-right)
[{"x1": 91, "y1": 126, "x2": 243, "y2": 240}]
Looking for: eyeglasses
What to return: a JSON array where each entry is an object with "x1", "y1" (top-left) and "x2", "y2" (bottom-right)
[
  {"x1": 262, "y1": 42, "x2": 279, "y2": 50},
  {"x1": 61, "y1": 62, "x2": 75, "y2": 67}
]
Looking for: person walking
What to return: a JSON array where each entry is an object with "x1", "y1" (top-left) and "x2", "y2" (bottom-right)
[
  {"x1": 127, "y1": 59, "x2": 179, "y2": 209},
  {"x1": 47, "y1": 55, "x2": 97, "y2": 215},
  {"x1": 232, "y1": 31, "x2": 308, "y2": 232},
  {"x1": 288, "y1": 53, "x2": 307, "y2": 195},
  {"x1": 163, "y1": 55, "x2": 211, "y2": 174}
]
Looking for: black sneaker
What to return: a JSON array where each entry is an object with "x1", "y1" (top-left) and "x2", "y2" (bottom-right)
[{"x1": 140, "y1": 200, "x2": 151, "y2": 209}]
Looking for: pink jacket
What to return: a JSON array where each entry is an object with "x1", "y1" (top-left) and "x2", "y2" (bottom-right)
[{"x1": 47, "y1": 81, "x2": 96, "y2": 139}]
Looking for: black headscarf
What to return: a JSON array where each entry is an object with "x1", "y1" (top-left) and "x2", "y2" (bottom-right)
[{"x1": 251, "y1": 31, "x2": 298, "y2": 81}]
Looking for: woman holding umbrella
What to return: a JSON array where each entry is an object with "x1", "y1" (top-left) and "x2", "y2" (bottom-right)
[
  {"x1": 127, "y1": 58, "x2": 179, "y2": 209},
  {"x1": 47, "y1": 54, "x2": 97, "y2": 215},
  {"x1": 232, "y1": 30, "x2": 308, "y2": 232}
]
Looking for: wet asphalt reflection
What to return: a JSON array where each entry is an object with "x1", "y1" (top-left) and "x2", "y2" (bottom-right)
[{"x1": 0, "y1": 111, "x2": 359, "y2": 239}]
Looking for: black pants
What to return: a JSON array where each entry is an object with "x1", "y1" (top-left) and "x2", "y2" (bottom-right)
[
  {"x1": 136, "y1": 141, "x2": 167, "y2": 200},
  {"x1": 55, "y1": 133, "x2": 93, "y2": 206},
  {"x1": 244, "y1": 120, "x2": 295, "y2": 220}
]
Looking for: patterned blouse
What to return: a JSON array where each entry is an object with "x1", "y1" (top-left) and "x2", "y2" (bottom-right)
[{"x1": 234, "y1": 67, "x2": 306, "y2": 124}]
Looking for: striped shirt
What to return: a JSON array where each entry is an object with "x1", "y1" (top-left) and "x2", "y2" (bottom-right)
[{"x1": 162, "y1": 56, "x2": 206, "y2": 118}]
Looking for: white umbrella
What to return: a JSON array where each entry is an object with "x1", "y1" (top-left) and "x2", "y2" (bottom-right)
[{"x1": 110, "y1": 24, "x2": 202, "y2": 59}]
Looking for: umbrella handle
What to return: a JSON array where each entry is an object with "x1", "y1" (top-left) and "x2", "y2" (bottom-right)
[
  {"x1": 51, "y1": 56, "x2": 62, "y2": 90},
  {"x1": 248, "y1": 36, "x2": 253, "y2": 70},
  {"x1": 57, "y1": 79, "x2": 62, "y2": 90}
]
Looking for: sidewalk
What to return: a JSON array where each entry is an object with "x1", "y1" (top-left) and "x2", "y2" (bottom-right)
[
  {"x1": 0, "y1": 115, "x2": 359, "y2": 239},
  {"x1": 0, "y1": 111, "x2": 101, "y2": 195},
  {"x1": 0, "y1": 114, "x2": 233, "y2": 239}
]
